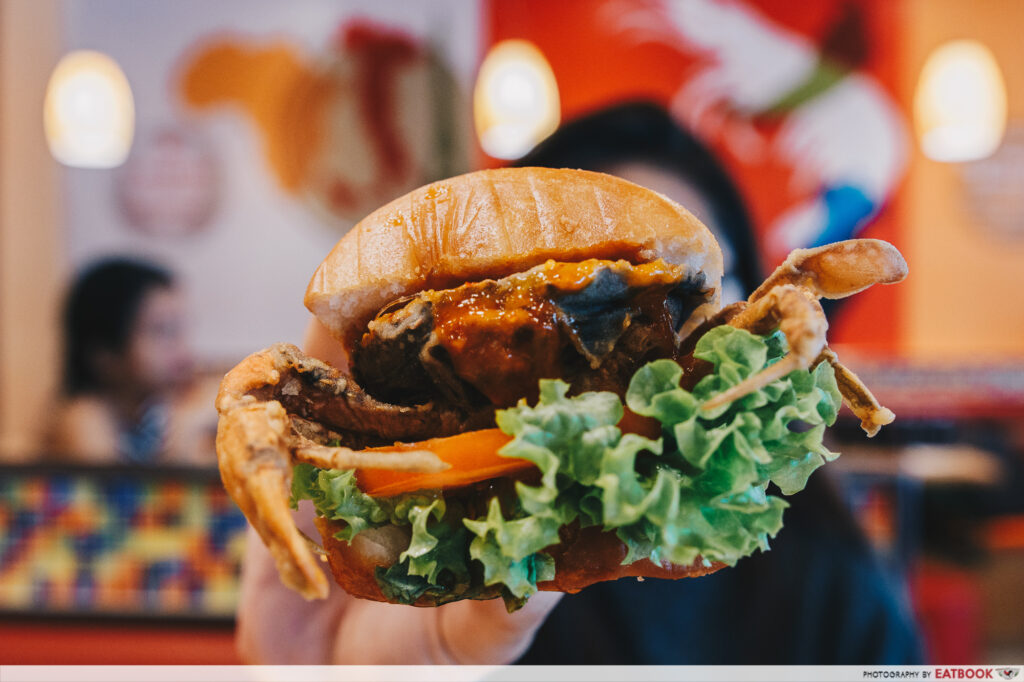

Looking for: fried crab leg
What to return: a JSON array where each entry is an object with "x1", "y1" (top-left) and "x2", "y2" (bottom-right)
[
  {"x1": 216, "y1": 344, "x2": 460, "y2": 599},
  {"x1": 702, "y1": 239, "x2": 907, "y2": 436}
]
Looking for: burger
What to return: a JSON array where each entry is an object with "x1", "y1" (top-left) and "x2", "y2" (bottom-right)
[{"x1": 215, "y1": 167, "x2": 906, "y2": 610}]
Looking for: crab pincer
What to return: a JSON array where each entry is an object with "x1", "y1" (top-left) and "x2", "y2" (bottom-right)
[{"x1": 700, "y1": 239, "x2": 908, "y2": 436}]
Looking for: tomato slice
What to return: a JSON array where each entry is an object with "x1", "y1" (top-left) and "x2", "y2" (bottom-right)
[
  {"x1": 355, "y1": 428, "x2": 531, "y2": 497},
  {"x1": 354, "y1": 407, "x2": 661, "y2": 498},
  {"x1": 617, "y1": 406, "x2": 661, "y2": 440}
]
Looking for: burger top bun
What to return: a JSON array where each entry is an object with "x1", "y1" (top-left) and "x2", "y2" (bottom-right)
[{"x1": 305, "y1": 167, "x2": 723, "y2": 348}]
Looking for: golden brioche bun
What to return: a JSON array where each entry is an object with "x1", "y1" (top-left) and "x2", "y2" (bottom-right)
[{"x1": 304, "y1": 167, "x2": 723, "y2": 348}]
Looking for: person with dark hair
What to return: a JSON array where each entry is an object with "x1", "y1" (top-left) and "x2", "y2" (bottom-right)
[
  {"x1": 513, "y1": 101, "x2": 763, "y2": 304},
  {"x1": 49, "y1": 257, "x2": 198, "y2": 464},
  {"x1": 509, "y1": 101, "x2": 923, "y2": 664}
]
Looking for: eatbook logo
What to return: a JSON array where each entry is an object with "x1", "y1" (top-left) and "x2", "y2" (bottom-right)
[{"x1": 998, "y1": 669, "x2": 1020, "y2": 680}]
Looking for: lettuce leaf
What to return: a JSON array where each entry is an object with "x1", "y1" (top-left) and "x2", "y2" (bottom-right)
[
  {"x1": 293, "y1": 465, "x2": 479, "y2": 603},
  {"x1": 291, "y1": 464, "x2": 388, "y2": 541},
  {"x1": 463, "y1": 497, "x2": 559, "y2": 598},
  {"x1": 468, "y1": 326, "x2": 840, "y2": 593},
  {"x1": 291, "y1": 326, "x2": 842, "y2": 608}
]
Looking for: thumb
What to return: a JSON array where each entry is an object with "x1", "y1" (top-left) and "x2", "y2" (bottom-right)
[{"x1": 435, "y1": 591, "x2": 563, "y2": 664}]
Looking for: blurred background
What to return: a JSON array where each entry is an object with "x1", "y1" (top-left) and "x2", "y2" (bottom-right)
[{"x1": 1, "y1": 0, "x2": 1022, "y2": 665}]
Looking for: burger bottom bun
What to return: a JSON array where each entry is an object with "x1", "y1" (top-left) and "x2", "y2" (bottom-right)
[{"x1": 315, "y1": 517, "x2": 725, "y2": 607}]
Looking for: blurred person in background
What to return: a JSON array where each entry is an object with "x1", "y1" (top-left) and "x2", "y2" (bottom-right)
[
  {"x1": 236, "y1": 102, "x2": 923, "y2": 664},
  {"x1": 48, "y1": 257, "x2": 213, "y2": 466},
  {"x1": 509, "y1": 101, "x2": 923, "y2": 664}
]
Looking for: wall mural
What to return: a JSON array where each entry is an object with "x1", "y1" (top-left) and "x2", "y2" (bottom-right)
[
  {"x1": 604, "y1": 0, "x2": 908, "y2": 263},
  {"x1": 488, "y1": 0, "x2": 909, "y2": 351},
  {"x1": 179, "y1": 19, "x2": 469, "y2": 227},
  {"x1": 63, "y1": 1, "x2": 478, "y2": 365}
]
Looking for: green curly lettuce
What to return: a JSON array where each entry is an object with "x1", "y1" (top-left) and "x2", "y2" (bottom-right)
[
  {"x1": 291, "y1": 325, "x2": 842, "y2": 609},
  {"x1": 291, "y1": 465, "x2": 476, "y2": 604}
]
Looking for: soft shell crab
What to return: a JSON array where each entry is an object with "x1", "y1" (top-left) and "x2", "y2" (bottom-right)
[{"x1": 216, "y1": 236, "x2": 906, "y2": 600}]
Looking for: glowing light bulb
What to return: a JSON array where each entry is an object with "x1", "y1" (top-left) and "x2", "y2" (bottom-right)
[
  {"x1": 44, "y1": 50, "x2": 135, "y2": 168},
  {"x1": 474, "y1": 40, "x2": 559, "y2": 160},
  {"x1": 914, "y1": 40, "x2": 1007, "y2": 163}
]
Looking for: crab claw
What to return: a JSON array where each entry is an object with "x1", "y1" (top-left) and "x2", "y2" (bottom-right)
[
  {"x1": 750, "y1": 239, "x2": 908, "y2": 302},
  {"x1": 815, "y1": 347, "x2": 894, "y2": 437},
  {"x1": 703, "y1": 284, "x2": 827, "y2": 410},
  {"x1": 215, "y1": 344, "x2": 453, "y2": 600},
  {"x1": 217, "y1": 400, "x2": 329, "y2": 600},
  {"x1": 702, "y1": 239, "x2": 907, "y2": 437}
]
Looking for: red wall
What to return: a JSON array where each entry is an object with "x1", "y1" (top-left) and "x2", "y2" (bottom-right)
[{"x1": 484, "y1": 0, "x2": 908, "y2": 355}]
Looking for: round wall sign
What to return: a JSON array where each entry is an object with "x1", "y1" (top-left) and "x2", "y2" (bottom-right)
[{"x1": 116, "y1": 125, "x2": 219, "y2": 237}]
